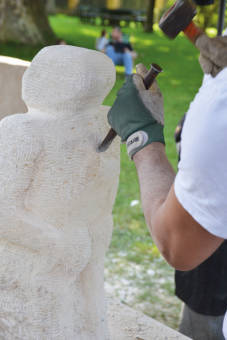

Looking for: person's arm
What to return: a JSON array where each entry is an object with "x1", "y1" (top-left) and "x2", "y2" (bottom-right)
[
  {"x1": 107, "y1": 64, "x2": 224, "y2": 271},
  {"x1": 134, "y1": 143, "x2": 223, "y2": 270},
  {"x1": 134, "y1": 143, "x2": 174, "y2": 220}
]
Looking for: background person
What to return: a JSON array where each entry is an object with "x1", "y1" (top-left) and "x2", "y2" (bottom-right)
[
  {"x1": 106, "y1": 27, "x2": 134, "y2": 76},
  {"x1": 56, "y1": 39, "x2": 67, "y2": 45},
  {"x1": 96, "y1": 29, "x2": 109, "y2": 52}
]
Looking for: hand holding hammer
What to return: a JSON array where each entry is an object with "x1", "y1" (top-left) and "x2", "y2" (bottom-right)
[{"x1": 159, "y1": 0, "x2": 227, "y2": 77}]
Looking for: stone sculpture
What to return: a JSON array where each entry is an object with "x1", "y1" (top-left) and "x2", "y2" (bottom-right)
[
  {"x1": 0, "y1": 56, "x2": 29, "y2": 119},
  {"x1": 0, "y1": 45, "x2": 120, "y2": 339},
  {"x1": 0, "y1": 46, "x2": 190, "y2": 339}
]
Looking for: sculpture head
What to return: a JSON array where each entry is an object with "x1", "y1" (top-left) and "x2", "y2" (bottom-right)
[{"x1": 22, "y1": 45, "x2": 116, "y2": 114}]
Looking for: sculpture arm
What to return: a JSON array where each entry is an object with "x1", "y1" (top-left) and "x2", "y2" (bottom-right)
[{"x1": 0, "y1": 116, "x2": 61, "y2": 247}]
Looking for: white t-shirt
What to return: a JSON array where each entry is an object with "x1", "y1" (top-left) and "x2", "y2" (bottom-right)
[{"x1": 174, "y1": 68, "x2": 227, "y2": 338}]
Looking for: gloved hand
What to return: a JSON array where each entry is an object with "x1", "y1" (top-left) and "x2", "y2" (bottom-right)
[
  {"x1": 108, "y1": 64, "x2": 164, "y2": 159},
  {"x1": 195, "y1": 34, "x2": 227, "y2": 77}
]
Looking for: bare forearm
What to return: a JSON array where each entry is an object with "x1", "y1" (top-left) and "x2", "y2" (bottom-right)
[{"x1": 134, "y1": 143, "x2": 175, "y2": 231}]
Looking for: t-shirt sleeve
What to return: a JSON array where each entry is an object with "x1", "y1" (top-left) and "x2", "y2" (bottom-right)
[{"x1": 174, "y1": 73, "x2": 227, "y2": 239}]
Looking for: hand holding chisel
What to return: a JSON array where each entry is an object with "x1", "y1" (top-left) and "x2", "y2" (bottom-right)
[{"x1": 98, "y1": 63, "x2": 163, "y2": 153}]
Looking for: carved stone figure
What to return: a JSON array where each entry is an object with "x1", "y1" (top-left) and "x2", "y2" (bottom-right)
[
  {"x1": 0, "y1": 46, "x2": 189, "y2": 339},
  {"x1": 0, "y1": 45, "x2": 119, "y2": 339}
]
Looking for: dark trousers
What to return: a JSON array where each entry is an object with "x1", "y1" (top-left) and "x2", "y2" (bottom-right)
[{"x1": 180, "y1": 304, "x2": 225, "y2": 340}]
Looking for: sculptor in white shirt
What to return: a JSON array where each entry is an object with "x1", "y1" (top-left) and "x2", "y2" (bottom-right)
[
  {"x1": 174, "y1": 32, "x2": 227, "y2": 338},
  {"x1": 107, "y1": 32, "x2": 227, "y2": 339},
  {"x1": 175, "y1": 67, "x2": 227, "y2": 338}
]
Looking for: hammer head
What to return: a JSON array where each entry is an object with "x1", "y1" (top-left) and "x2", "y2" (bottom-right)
[{"x1": 159, "y1": 0, "x2": 197, "y2": 39}]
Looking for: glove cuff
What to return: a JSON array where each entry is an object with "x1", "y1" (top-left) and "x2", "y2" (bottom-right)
[{"x1": 126, "y1": 124, "x2": 165, "y2": 160}]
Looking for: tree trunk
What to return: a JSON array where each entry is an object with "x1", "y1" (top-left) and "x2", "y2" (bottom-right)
[
  {"x1": 145, "y1": 0, "x2": 156, "y2": 33},
  {"x1": 0, "y1": 0, "x2": 56, "y2": 45}
]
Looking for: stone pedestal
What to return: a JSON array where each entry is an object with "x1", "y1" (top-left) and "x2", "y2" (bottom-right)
[{"x1": 108, "y1": 299, "x2": 191, "y2": 339}]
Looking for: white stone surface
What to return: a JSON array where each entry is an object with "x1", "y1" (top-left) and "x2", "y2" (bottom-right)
[
  {"x1": 0, "y1": 56, "x2": 29, "y2": 119},
  {"x1": 108, "y1": 299, "x2": 191, "y2": 340},
  {"x1": 0, "y1": 45, "x2": 120, "y2": 339}
]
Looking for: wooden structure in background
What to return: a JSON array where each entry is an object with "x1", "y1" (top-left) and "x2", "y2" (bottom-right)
[
  {"x1": 77, "y1": 0, "x2": 169, "y2": 30},
  {"x1": 78, "y1": 6, "x2": 146, "y2": 26}
]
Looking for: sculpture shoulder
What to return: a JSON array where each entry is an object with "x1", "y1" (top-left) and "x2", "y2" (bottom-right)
[
  {"x1": 0, "y1": 113, "x2": 32, "y2": 133},
  {"x1": 0, "y1": 114, "x2": 42, "y2": 159}
]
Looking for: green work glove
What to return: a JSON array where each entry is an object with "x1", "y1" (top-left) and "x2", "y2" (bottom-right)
[{"x1": 108, "y1": 64, "x2": 165, "y2": 159}]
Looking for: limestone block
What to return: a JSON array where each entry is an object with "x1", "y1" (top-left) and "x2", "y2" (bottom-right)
[
  {"x1": 108, "y1": 299, "x2": 191, "y2": 340},
  {"x1": 0, "y1": 45, "x2": 120, "y2": 339}
]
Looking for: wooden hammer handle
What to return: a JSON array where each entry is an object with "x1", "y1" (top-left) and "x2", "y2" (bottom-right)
[{"x1": 183, "y1": 21, "x2": 203, "y2": 44}]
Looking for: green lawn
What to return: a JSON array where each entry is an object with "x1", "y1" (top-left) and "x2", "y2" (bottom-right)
[{"x1": 0, "y1": 15, "x2": 203, "y2": 329}]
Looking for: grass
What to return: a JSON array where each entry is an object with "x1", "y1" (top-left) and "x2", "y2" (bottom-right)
[{"x1": 0, "y1": 15, "x2": 203, "y2": 329}]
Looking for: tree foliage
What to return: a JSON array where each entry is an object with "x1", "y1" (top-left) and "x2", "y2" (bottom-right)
[{"x1": 195, "y1": 0, "x2": 220, "y2": 30}]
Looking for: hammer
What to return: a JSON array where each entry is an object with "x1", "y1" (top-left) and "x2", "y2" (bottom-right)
[
  {"x1": 98, "y1": 63, "x2": 163, "y2": 153},
  {"x1": 159, "y1": 0, "x2": 203, "y2": 43}
]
